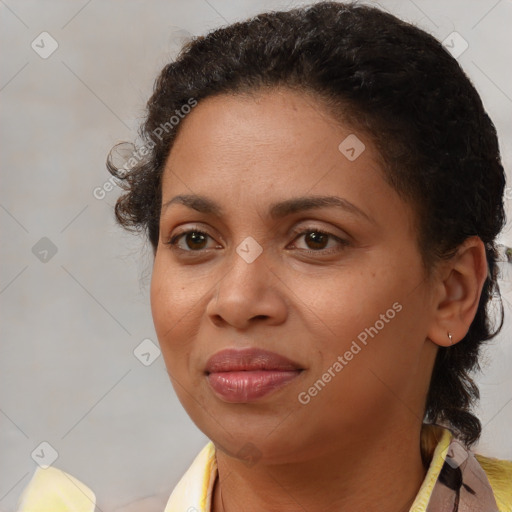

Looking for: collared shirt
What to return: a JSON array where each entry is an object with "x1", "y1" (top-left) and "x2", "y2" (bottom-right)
[{"x1": 16, "y1": 424, "x2": 512, "y2": 511}]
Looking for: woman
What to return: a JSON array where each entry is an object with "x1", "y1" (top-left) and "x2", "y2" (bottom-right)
[{"x1": 16, "y1": 2, "x2": 512, "y2": 511}]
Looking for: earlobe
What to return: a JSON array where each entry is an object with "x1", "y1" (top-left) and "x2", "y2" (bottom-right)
[{"x1": 427, "y1": 236, "x2": 487, "y2": 347}]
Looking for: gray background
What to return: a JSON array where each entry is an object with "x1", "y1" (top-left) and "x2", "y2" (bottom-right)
[{"x1": 1, "y1": 0, "x2": 511, "y2": 510}]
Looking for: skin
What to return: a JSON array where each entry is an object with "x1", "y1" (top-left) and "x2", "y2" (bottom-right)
[{"x1": 150, "y1": 88, "x2": 487, "y2": 512}]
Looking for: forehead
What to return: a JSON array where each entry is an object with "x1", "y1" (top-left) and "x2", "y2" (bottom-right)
[
  {"x1": 156, "y1": 89, "x2": 419, "y2": 253},
  {"x1": 162, "y1": 88, "x2": 382, "y2": 188},
  {"x1": 158, "y1": 89, "x2": 416, "y2": 233}
]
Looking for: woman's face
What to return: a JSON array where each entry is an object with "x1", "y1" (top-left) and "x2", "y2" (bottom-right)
[{"x1": 151, "y1": 88, "x2": 439, "y2": 463}]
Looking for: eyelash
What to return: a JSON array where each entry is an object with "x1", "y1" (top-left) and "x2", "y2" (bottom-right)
[{"x1": 164, "y1": 226, "x2": 349, "y2": 257}]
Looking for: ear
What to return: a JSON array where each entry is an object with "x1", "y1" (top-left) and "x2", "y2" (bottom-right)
[{"x1": 427, "y1": 236, "x2": 488, "y2": 347}]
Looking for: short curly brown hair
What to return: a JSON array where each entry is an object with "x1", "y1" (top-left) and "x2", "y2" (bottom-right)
[{"x1": 107, "y1": 1, "x2": 506, "y2": 447}]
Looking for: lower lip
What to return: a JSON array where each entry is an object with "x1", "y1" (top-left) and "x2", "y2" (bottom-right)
[{"x1": 207, "y1": 370, "x2": 302, "y2": 402}]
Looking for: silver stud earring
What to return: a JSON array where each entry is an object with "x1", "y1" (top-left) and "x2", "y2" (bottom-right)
[{"x1": 448, "y1": 332, "x2": 453, "y2": 345}]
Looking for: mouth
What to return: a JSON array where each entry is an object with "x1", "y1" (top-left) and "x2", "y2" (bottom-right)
[{"x1": 205, "y1": 347, "x2": 304, "y2": 403}]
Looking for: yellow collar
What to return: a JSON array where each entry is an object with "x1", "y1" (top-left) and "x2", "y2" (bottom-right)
[
  {"x1": 15, "y1": 424, "x2": 511, "y2": 511},
  {"x1": 163, "y1": 425, "x2": 512, "y2": 512}
]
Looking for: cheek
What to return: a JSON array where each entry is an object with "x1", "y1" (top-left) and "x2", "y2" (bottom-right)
[
  {"x1": 150, "y1": 259, "x2": 218, "y2": 427},
  {"x1": 293, "y1": 265, "x2": 400, "y2": 346},
  {"x1": 150, "y1": 260, "x2": 172, "y2": 335},
  {"x1": 296, "y1": 262, "x2": 422, "y2": 387},
  {"x1": 150, "y1": 258, "x2": 195, "y2": 357}
]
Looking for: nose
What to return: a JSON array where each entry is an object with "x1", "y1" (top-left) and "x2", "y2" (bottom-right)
[{"x1": 206, "y1": 238, "x2": 288, "y2": 330}]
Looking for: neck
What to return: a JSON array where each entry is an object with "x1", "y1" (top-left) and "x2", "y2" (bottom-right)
[{"x1": 212, "y1": 421, "x2": 430, "y2": 512}]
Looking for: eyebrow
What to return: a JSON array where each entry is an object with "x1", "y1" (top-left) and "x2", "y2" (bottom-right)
[{"x1": 161, "y1": 194, "x2": 374, "y2": 223}]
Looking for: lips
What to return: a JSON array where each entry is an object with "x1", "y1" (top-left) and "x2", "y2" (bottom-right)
[
  {"x1": 205, "y1": 347, "x2": 303, "y2": 373},
  {"x1": 205, "y1": 348, "x2": 303, "y2": 402}
]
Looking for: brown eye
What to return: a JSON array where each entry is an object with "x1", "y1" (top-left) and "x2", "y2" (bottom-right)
[
  {"x1": 302, "y1": 231, "x2": 330, "y2": 250},
  {"x1": 291, "y1": 227, "x2": 349, "y2": 254},
  {"x1": 165, "y1": 230, "x2": 216, "y2": 252}
]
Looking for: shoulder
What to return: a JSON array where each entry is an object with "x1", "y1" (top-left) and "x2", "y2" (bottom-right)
[
  {"x1": 15, "y1": 466, "x2": 96, "y2": 512},
  {"x1": 475, "y1": 453, "x2": 512, "y2": 512},
  {"x1": 15, "y1": 443, "x2": 217, "y2": 512}
]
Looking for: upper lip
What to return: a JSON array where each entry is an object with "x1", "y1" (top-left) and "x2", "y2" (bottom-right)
[{"x1": 205, "y1": 348, "x2": 303, "y2": 373}]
